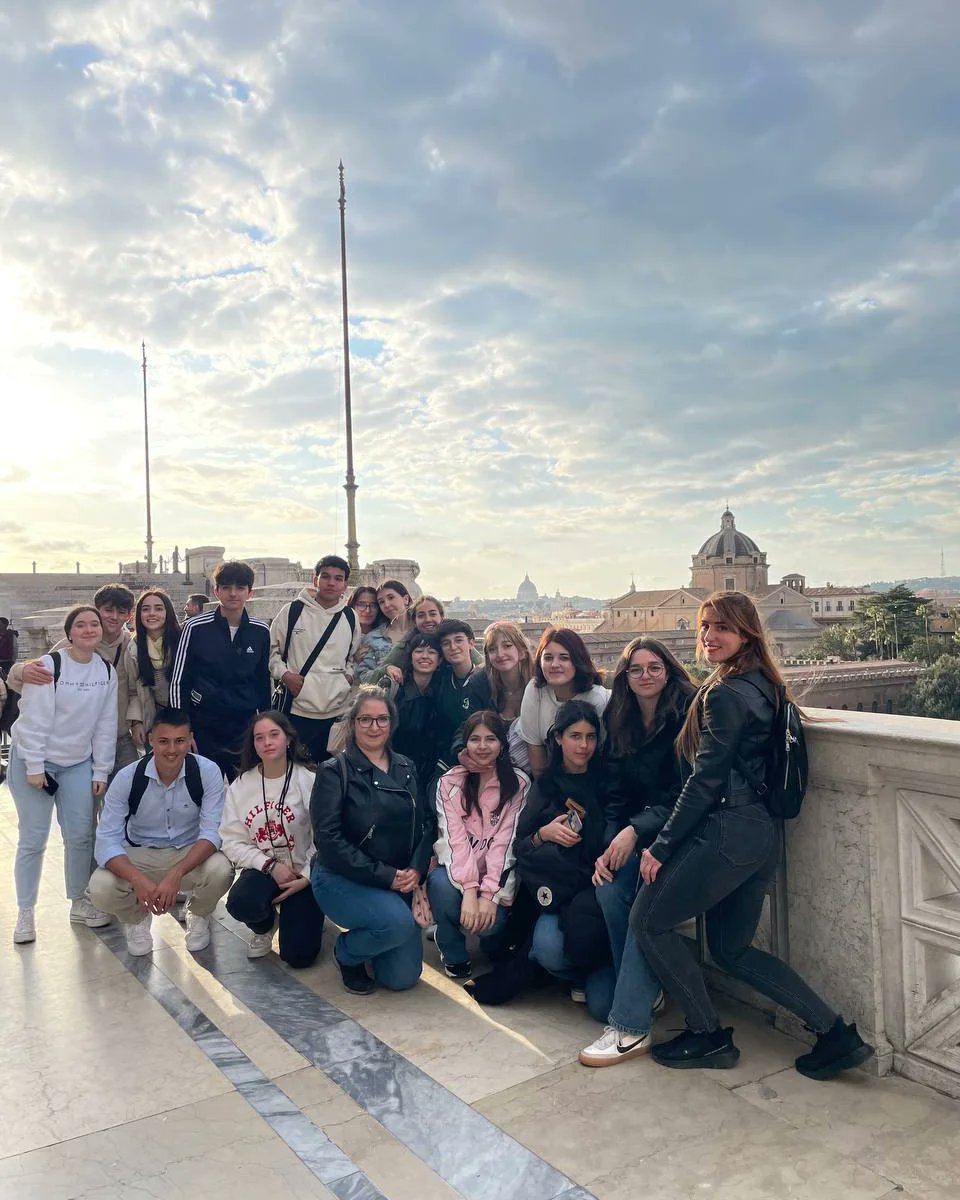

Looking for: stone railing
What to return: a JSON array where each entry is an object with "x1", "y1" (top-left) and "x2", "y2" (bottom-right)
[{"x1": 710, "y1": 710, "x2": 960, "y2": 1098}]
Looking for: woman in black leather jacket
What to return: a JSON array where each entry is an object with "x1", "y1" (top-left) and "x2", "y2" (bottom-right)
[
  {"x1": 310, "y1": 686, "x2": 434, "y2": 994},
  {"x1": 621, "y1": 592, "x2": 873, "y2": 1078}
]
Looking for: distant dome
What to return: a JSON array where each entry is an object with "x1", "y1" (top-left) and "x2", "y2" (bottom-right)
[
  {"x1": 696, "y1": 509, "x2": 761, "y2": 560},
  {"x1": 517, "y1": 573, "x2": 539, "y2": 601}
]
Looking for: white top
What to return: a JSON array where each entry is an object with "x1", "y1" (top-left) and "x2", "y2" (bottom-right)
[
  {"x1": 517, "y1": 679, "x2": 610, "y2": 746},
  {"x1": 219, "y1": 762, "x2": 316, "y2": 877},
  {"x1": 12, "y1": 652, "x2": 118, "y2": 780}
]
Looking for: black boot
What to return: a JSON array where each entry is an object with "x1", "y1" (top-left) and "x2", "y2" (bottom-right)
[
  {"x1": 336, "y1": 955, "x2": 375, "y2": 995},
  {"x1": 795, "y1": 1018, "x2": 874, "y2": 1080},
  {"x1": 652, "y1": 1026, "x2": 740, "y2": 1070}
]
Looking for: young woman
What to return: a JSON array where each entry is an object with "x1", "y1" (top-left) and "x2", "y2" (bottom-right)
[
  {"x1": 349, "y1": 586, "x2": 393, "y2": 683},
  {"x1": 377, "y1": 580, "x2": 415, "y2": 646},
  {"x1": 592, "y1": 638, "x2": 697, "y2": 973},
  {"x1": 515, "y1": 701, "x2": 614, "y2": 1022},
  {"x1": 391, "y1": 632, "x2": 445, "y2": 790},
  {"x1": 310, "y1": 687, "x2": 434, "y2": 994},
  {"x1": 125, "y1": 589, "x2": 182, "y2": 747},
  {"x1": 428, "y1": 711, "x2": 530, "y2": 978},
  {"x1": 220, "y1": 712, "x2": 325, "y2": 966},
  {"x1": 8, "y1": 605, "x2": 118, "y2": 943},
  {"x1": 376, "y1": 596, "x2": 484, "y2": 686},
  {"x1": 456, "y1": 621, "x2": 535, "y2": 771},
  {"x1": 604, "y1": 592, "x2": 874, "y2": 1079},
  {"x1": 518, "y1": 628, "x2": 609, "y2": 775}
]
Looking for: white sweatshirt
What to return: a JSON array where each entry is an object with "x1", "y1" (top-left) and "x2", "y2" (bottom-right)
[
  {"x1": 219, "y1": 762, "x2": 317, "y2": 877},
  {"x1": 12, "y1": 652, "x2": 118, "y2": 781}
]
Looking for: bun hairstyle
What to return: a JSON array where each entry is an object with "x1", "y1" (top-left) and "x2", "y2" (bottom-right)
[{"x1": 64, "y1": 605, "x2": 101, "y2": 638}]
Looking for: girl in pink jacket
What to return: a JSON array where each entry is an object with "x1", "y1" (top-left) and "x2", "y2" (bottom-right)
[{"x1": 428, "y1": 710, "x2": 530, "y2": 979}]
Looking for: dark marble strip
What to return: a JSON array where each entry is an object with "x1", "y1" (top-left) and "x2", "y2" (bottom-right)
[
  {"x1": 95, "y1": 925, "x2": 385, "y2": 1200},
  {"x1": 191, "y1": 920, "x2": 596, "y2": 1200}
]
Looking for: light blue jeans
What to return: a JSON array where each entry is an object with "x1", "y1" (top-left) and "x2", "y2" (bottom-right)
[
  {"x1": 8, "y1": 747, "x2": 96, "y2": 907},
  {"x1": 529, "y1": 912, "x2": 617, "y2": 1024},
  {"x1": 426, "y1": 865, "x2": 510, "y2": 963},
  {"x1": 311, "y1": 865, "x2": 423, "y2": 991},
  {"x1": 596, "y1": 853, "x2": 640, "y2": 973}
]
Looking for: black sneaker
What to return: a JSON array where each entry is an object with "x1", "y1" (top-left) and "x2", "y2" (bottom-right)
[
  {"x1": 441, "y1": 955, "x2": 472, "y2": 980},
  {"x1": 795, "y1": 1018, "x2": 874, "y2": 1080},
  {"x1": 652, "y1": 1026, "x2": 740, "y2": 1069},
  {"x1": 336, "y1": 956, "x2": 375, "y2": 995}
]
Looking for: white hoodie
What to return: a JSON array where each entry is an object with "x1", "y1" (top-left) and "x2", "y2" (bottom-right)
[
  {"x1": 269, "y1": 589, "x2": 361, "y2": 720},
  {"x1": 219, "y1": 762, "x2": 316, "y2": 877}
]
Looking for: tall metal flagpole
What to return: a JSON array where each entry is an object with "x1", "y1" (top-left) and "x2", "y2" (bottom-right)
[
  {"x1": 338, "y1": 163, "x2": 360, "y2": 574},
  {"x1": 141, "y1": 341, "x2": 155, "y2": 573}
]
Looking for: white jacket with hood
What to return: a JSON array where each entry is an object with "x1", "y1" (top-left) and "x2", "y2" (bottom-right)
[{"x1": 268, "y1": 590, "x2": 361, "y2": 720}]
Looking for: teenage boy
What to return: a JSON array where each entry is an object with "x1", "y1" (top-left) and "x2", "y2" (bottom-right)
[
  {"x1": 11, "y1": 584, "x2": 137, "y2": 773},
  {"x1": 89, "y1": 707, "x2": 232, "y2": 955},
  {"x1": 433, "y1": 619, "x2": 481, "y2": 763},
  {"x1": 269, "y1": 555, "x2": 360, "y2": 764},
  {"x1": 169, "y1": 561, "x2": 270, "y2": 781}
]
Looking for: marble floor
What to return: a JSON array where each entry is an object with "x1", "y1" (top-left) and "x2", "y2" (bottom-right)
[{"x1": 1, "y1": 784, "x2": 958, "y2": 1200}]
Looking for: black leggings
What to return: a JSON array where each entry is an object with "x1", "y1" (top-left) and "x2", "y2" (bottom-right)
[{"x1": 226, "y1": 868, "x2": 326, "y2": 969}]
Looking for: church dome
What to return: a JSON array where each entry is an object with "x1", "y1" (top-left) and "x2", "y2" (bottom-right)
[
  {"x1": 696, "y1": 509, "x2": 761, "y2": 560},
  {"x1": 516, "y1": 573, "x2": 539, "y2": 601}
]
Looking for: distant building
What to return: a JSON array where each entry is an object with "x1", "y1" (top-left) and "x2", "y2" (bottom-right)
[
  {"x1": 516, "y1": 573, "x2": 540, "y2": 603},
  {"x1": 806, "y1": 585, "x2": 875, "y2": 624}
]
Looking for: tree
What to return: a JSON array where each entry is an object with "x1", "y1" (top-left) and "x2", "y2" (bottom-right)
[
  {"x1": 904, "y1": 656, "x2": 960, "y2": 721},
  {"x1": 853, "y1": 586, "x2": 930, "y2": 659},
  {"x1": 803, "y1": 625, "x2": 861, "y2": 661}
]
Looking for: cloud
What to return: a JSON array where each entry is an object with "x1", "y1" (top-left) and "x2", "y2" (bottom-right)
[{"x1": 2, "y1": 1, "x2": 959, "y2": 594}]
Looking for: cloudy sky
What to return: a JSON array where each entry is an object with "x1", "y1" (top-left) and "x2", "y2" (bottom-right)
[{"x1": 2, "y1": 1, "x2": 958, "y2": 600}]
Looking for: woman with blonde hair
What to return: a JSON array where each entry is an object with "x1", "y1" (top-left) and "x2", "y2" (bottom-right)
[
  {"x1": 459, "y1": 621, "x2": 534, "y2": 769},
  {"x1": 584, "y1": 591, "x2": 873, "y2": 1079}
]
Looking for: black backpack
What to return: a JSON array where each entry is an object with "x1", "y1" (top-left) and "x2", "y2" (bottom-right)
[
  {"x1": 732, "y1": 678, "x2": 809, "y2": 820},
  {"x1": 50, "y1": 649, "x2": 113, "y2": 686},
  {"x1": 124, "y1": 753, "x2": 204, "y2": 845}
]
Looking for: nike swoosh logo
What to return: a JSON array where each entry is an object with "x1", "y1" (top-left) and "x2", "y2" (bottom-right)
[{"x1": 617, "y1": 1039, "x2": 644, "y2": 1054}]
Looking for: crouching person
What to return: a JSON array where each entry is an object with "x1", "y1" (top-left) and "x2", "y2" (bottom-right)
[
  {"x1": 310, "y1": 687, "x2": 433, "y2": 995},
  {"x1": 89, "y1": 707, "x2": 233, "y2": 955},
  {"x1": 220, "y1": 712, "x2": 325, "y2": 966}
]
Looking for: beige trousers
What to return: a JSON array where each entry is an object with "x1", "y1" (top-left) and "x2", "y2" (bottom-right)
[{"x1": 90, "y1": 847, "x2": 234, "y2": 924}]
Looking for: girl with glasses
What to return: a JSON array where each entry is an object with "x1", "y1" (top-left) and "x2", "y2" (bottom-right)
[
  {"x1": 349, "y1": 587, "x2": 393, "y2": 684},
  {"x1": 310, "y1": 687, "x2": 434, "y2": 994}
]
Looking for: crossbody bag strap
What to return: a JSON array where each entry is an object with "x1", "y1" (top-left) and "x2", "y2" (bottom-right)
[{"x1": 298, "y1": 609, "x2": 345, "y2": 680}]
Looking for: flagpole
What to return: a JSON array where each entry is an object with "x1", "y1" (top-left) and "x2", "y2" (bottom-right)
[
  {"x1": 142, "y1": 341, "x2": 155, "y2": 573},
  {"x1": 338, "y1": 162, "x2": 359, "y2": 573}
]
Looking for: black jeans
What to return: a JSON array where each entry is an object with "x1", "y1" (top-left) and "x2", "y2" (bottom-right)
[
  {"x1": 226, "y1": 868, "x2": 326, "y2": 968},
  {"x1": 288, "y1": 715, "x2": 335, "y2": 765},
  {"x1": 193, "y1": 726, "x2": 242, "y2": 782},
  {"x1": 631, "y1": 803, "x2": 838, "y2": 1035}
]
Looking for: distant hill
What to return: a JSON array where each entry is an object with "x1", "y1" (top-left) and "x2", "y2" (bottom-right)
[{"x1": 871, "y1": 577, "x2": 960, "y2": 593}]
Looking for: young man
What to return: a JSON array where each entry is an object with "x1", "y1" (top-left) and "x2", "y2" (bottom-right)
[
  {"x1": 168, "y1": 561, "x2": 270, "y2": 781},
  {"x1": 10, "y1": 584, "x2": 137, "y2": 773},
  {"x1": 184, "y1": 594, "x2": 208, "y2": 620},
  {"x1": 433, "y1": 619, "x2": 481, "y2": 762},
  {"x1": 268, "y1": 555, "x2": 360, "y2": 764},
  {"x1": 89, "y1": 707, "x2": 232, "y2": 954}
]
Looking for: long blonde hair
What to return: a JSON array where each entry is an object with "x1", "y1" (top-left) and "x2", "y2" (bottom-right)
[
  {"x1": 482, "y1": 621, "x2": 534, "y2": 711},
  {"x1": 677, "y1": 591, "x2": 799, "y2": 764}
]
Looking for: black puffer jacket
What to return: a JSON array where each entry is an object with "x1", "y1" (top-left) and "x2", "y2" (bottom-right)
[
  {"x1": 648, "y1": 669, "x2": 775, "y2": 864},
  {"x1": 310, "y1": 745, "x2": 434, "y2": 889}
]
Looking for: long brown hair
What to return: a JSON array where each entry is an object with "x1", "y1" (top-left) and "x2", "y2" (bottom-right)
[
  {"x1": 604, "y1": 636, "x2": 696, "y2": 757},
  {"x1": 482, "y1": 621, "x2": 534, "y2": 712},
  {"x1": 677, "y1": 591, "x2": 798, "y2": 764},
  {"x1": 459, "y1": 710, "x2": 521, "y2": 819}
]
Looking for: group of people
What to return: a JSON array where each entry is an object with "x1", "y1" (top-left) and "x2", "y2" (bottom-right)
[{"x1": 4, "y1": 555, "x2": 875, "y2": 1082}]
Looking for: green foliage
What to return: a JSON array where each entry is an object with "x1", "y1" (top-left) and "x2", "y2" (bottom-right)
[
  {"x1": 804, "y1": 624, "x2": 861, "y2": 661},
  {"x1": 904, "y1": 656, "x2": 960, "y2": 721},
  {"x1": 852, "y1": 585, "x2": 930, "y2": 659}
]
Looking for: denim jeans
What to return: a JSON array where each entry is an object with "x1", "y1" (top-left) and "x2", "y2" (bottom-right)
[
  {"x1": 311, "y1": 864, "x2": 422, "y2": 990},
  {"x1": 632, "y1": 804, "x2": 838, "y2": 1034},
  {"x1": 8, "y1": 747, "x2": 96, "y2": 906},
  {"x1": 529, "y1": 912, "x2": 616, "y2": 1024},
  {"x1": 595, "y1": 853, "x2": 640, "y2": 973},
  {"x1": 426, "y1": 865, "x2": 509, "y2": 963}
]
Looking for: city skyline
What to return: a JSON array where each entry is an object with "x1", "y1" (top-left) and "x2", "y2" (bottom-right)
[{"x1": 3, "y1": 3, "x2": 959, "y2": 596}]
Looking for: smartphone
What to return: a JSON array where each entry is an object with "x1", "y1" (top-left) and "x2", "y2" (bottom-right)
[
  {"x1": 42, "y1": 776, "x2": 59, "y2": 796},
  {"x1": 564, "y1": 798, "x2": 585, "y2": 834}
]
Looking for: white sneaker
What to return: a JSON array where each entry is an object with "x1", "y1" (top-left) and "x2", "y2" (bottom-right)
[
  {"x1": 185, "y1": 913, "x2": 211, "y2": 952},
  {"x1": 124, "y1": 915, "x2": 154, "y2": 956},
  {"x1": 247, "y1": 931, "x2": 274, "y2": 959},
  {"x1": 579, "y1": 1025, "x2": 652, "y2": 1068},
  {"x1": 570, "y1": 986, "x2": 587, "y2": 1004},
  {"x1": 70, "y1": 897, "x2": 112, "y2": 928},
  {"x1": 173, "y1": 892, "x2": 189, "y2": 923},
  {"x1": 13, "y1": 907, "x2": 36, "y2": 944}
]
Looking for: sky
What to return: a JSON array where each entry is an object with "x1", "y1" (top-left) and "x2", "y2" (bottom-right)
[{"x1": 2, "y1": 0, "x2": 959, "y2": 601}]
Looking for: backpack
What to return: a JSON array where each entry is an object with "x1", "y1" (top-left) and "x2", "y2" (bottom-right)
[
  {"x1": 50, "y1": 649, "x2": 113, "y2": 686},
  {"x1": 124, "y1": 753, "x2": 204, "y2": 845},
  {"x1": 272, "y1": 602, "x2": 357, "y2": 714},
  {"x1": 732, "y1": 678, "x2": 808, "y2": 819}
]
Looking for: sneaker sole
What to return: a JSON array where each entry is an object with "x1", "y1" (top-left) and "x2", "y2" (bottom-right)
[
  {"x1": 579, "y1": 1041, "x2": 652, "y2": 1068},
  {"x1": 652, "y1": 1046, "x2": 741, "y2": 1070},
  {"x1": 247, "y1": 945, "x2": 273, "y2": 958},
  {"x1": 13, "y1": 933, "x2": 36, "y2": 945},
  {"x1": 796, "y1": 1042, "x2": 875, "y2": 1081},
  {"x1": 125, "y1": 942, "x2": 153, "y2": 957}
]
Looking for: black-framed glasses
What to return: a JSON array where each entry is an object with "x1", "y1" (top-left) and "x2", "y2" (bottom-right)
[{"x1": 355, "y1": 714, "x2": 390, "y2": 728}]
